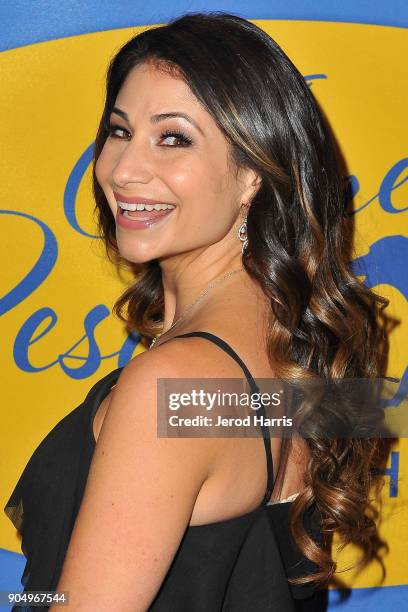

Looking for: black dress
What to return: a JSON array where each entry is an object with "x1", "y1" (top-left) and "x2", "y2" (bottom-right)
[{"x1": 4, "y1": 331, "x2": 322, "y2": 611}]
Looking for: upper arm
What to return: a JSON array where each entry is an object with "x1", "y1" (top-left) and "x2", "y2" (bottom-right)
[{"x1": 51, "y1": 344, "x2": 219, "y2": 611}]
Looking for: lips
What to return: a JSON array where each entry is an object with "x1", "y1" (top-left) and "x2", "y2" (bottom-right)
[
  {"x1": 116, "y1": 205, "x2": 175, "y2": 230},
  {"x1": 113, "y1": 191, "x2": 173, "y2": 205},
  {"x1": 123, "y1": 208, "x2": 173, "y2": 220},
  {"x1": 113, "y1": 191, "x2": 177, "y2": 230}
]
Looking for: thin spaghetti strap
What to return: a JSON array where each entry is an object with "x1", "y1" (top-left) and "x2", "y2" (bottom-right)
[{"x1": 160, "y1": 331, "x2": 275, "y2": 504}]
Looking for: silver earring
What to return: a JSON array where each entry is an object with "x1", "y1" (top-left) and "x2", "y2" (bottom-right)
[{"x1": 238, "y1": 217, "x2": 248, "y2": 254}]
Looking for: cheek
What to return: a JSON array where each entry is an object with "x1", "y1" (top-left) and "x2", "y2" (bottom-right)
[
  {"x1": 95, "y1": 149, "x2": 117, "y2": 217},
  {"x1": 94, "y1": 148, "x2": 111, "y2": 187},
  {"x1": 168, "y1": 157, "x2": 220, "y2": 200},
  {"x1": 172, "y1": 164, "x2": 236, "y2": 232}
]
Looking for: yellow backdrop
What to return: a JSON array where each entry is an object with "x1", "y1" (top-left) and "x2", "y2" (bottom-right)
[{"x1": 1, "y1": 19, "x2": 407, "y2": 603}]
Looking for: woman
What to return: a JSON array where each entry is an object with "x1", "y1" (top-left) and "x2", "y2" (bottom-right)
[{"x1": 5, "y1": 11, "x2": 389, "y2": 611}]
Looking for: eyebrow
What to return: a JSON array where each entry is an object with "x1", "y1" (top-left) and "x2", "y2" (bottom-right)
[{"x1": 110, "y1": 106, "x2": 204, "y2": 136}]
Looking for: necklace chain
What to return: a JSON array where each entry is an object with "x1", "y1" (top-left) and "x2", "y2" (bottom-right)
[{"x1": 149, "y1": 268, "x2": 244, "y2": 349}]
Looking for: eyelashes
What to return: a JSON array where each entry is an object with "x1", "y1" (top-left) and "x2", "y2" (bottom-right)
[
  {"x1": 105, "y1": 124, "x2": 130, "y2": 140},
  {"x1": 159, "y1": 129, "x2": 193, "y2": 147},
  {"x1": 104, "y1": 122, "x2": 193, "y2": 147}
]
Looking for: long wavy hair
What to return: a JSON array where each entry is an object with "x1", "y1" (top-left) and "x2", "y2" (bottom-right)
[{"x1": 91, "y1": 12, "x2": 391, "y2": 587}]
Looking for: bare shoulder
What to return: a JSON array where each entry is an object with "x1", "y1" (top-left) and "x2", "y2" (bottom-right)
[
  {"x1": 121, "y1": 334, "x2": 227, "y2": 379},
  {"x1": 101, "y1": 335, "x2": 223, "y2": 465}
]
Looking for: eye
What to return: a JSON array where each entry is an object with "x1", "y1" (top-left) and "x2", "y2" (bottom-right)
[
  {"x1": 106, "y1": 124, "x2": 131, "y2": 140},
  {"x1": 159, "y1": 130, "x2": 193, "y2": 147},
  {"x1": 104, "y1": 123, "x2": 193, "y2": 146}
]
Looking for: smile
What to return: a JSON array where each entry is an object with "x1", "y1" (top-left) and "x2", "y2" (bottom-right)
[
  {"x1": 118, "y1": 202, "x2": 176, "y2": 212},
  {"x1": 116, "y1": 201, "x2": 176, "y2": 230}
]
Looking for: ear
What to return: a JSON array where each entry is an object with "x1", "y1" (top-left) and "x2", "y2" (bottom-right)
[{"x1": 238, "y1": 167, "x2": 262, "y2": 207}]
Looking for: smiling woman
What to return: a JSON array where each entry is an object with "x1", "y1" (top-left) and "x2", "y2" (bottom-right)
[
  {"x1": 4, "y1": 10, "x2": 390, "y2": 612},
  {"x1": 94, "y1": 57, "x2": 250, "y2": 265}
]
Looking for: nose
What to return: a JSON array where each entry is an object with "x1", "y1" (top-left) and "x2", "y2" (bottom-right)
[{"x1": 111, "y1": 136, "x2": 153, "y2": 188}]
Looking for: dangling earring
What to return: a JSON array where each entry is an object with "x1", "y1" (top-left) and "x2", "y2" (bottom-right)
[{"x1": 238, "y1": 216, "x2": 248, "y2": 254}]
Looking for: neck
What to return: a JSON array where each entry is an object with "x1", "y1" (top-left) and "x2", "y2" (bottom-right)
[{"x1": 158, "y1": 253, "x2": 243, "y2": 335}]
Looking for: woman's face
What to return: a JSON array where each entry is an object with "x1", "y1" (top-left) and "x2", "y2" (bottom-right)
[{"x1": 95, "y1": 61, "x2": 257, "y2": 264}]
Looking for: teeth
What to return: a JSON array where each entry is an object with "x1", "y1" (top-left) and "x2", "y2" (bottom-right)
[{"x1": 117, "y1": 202, "x2": 175, "y2": 211}]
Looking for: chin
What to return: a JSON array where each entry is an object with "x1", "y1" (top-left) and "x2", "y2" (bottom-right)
[
  {"x1": 119, "y1": 251, "x2": 154, "y2": 265},
  {"x1": 115, "y1": 242, "x2": 155, "y2": 265}
]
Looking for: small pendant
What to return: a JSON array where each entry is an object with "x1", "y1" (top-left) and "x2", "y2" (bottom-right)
[{"x1": 150, "y1": 335, "x2": 160, "y2": 349}]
